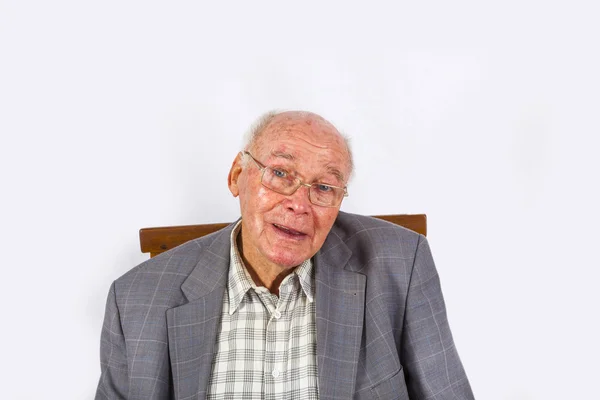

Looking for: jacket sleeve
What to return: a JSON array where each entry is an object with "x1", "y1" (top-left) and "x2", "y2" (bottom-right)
[
  {"x1": 401, "y1": 235, "x2": 475, "y2": 399},
  {"x1": 95, "y1": 281, "x2": 129, "y2": 399}
]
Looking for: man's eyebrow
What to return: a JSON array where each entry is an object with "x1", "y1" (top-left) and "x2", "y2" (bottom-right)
[
  {"x1": 326, "y1": 166, "x2": 345, "y2": 184},
  {"x1": 270, "y1": 151, "x2": 294, "y2": 160}
]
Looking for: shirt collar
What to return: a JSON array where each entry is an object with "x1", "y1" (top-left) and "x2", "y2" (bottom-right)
[{"x1": 227, "y1": 220, "x2": 315, "y2": 314}]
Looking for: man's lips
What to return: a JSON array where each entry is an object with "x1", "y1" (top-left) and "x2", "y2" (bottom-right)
[{"x1": 272, "y1": 223, "x2": 307, "y2": 237}]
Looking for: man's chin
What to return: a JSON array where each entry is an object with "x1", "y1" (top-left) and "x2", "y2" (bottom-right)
[{"x1": 266, "y1": 250, "x2": 310, "y2": 270}]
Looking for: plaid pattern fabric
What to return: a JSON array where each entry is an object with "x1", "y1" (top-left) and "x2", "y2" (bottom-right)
[{"x1": 206, "y1": 221, "x2": 319, "y2": 399}]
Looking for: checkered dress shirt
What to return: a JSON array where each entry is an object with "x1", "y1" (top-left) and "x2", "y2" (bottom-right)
[{"x1": 206, "y1": 221, "x2": 319, "y2": 399}]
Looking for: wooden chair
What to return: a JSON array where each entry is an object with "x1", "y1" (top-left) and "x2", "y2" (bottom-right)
[{"x1": 140, "y1": 214, "x2": 426, "y2": 258}]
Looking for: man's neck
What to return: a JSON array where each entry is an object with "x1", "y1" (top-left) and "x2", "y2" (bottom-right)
[{"x1": 237, "y1": 233, "x2": 294, "y2": 296}]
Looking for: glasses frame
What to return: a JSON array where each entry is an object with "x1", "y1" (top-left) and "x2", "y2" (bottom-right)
[{"x1": 241, "y1": 151, "x2": 348, "y2": 208}]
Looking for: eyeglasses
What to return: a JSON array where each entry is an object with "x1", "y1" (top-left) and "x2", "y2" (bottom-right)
[{"x1": 242, "y1": 151, "x2": 348, "y2": 208}]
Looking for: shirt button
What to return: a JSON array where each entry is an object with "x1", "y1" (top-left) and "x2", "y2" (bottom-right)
[
  {"x1": 272, "y1": 369, "x2": 280, "y2": 378},
  {"x1": 273, "y1": 310, "x2": 281, "y2": 319}
]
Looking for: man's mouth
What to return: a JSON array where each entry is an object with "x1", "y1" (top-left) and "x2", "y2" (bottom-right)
[{"x1": 272, "y1": 223, "x2": 307, "y2": 237}]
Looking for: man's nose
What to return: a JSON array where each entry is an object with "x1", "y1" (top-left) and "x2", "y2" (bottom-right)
[{"x1": 285, "y1": 184, "x2": 312, "y2": 213}]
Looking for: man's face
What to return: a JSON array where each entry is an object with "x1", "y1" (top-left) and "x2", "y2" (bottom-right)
[{"x1": 228, "y1": 114, "x2": 350, "y2": 273}]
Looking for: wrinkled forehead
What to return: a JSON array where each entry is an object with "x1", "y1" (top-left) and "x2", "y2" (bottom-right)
[
  {"x1": 252, "y1": 114, "x2": 349, "y2": 167},
  {"x1": 253, "y1": 114, "x2": 351, "y2": 182}
]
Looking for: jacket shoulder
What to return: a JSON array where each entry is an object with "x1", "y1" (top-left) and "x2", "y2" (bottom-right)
[
  {"x1": 334, "y1": 211, "x2": 422, "y2": 241},
  {"x1": 112, "y1": 223, "x2": 233, "y2": 306},
  {"x1": 333, "y1": 211, "x2": 424, "y2": 268}
]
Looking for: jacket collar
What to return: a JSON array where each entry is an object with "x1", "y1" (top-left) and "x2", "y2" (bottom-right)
[{"x1": 180, "y1": 222, "x2": 235, "y2": 302}]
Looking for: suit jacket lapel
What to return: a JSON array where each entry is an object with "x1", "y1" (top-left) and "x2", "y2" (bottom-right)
[
  {"x1": 167, "y1": 226, "x2": 233, "y2": 400},
  {"x1": 315, "y1": 227, "x2": 366, "y2": 399}
]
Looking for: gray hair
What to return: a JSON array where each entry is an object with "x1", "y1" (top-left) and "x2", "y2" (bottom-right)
[
  {"x1": 241, "y1": 110, "x2": 354, "y2": 180},
  {"x1": 242, "y1": 110, "x2": 280, "y2": 153}
]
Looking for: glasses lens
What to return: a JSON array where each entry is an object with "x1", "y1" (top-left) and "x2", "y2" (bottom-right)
[
  {"x1": 261, "y1": 167, "x2": 297, "y2": 194},
  {"x1": 309, "y1": 184, "x2": 342, "y2": 207}
]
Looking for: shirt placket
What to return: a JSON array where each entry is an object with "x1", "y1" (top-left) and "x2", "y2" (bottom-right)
[{"x1": 261, "y1": 278, "x2": 295, "y2": 400}]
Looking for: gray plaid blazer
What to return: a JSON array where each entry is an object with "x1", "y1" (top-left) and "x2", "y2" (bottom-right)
[{"x1": 96, "y1": 212, "x2": 474, "y2": 399}]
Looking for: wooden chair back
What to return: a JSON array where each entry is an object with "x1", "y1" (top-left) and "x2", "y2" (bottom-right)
[{"x1": 140, "y1": 214, "x2": 427, "y2": 258}]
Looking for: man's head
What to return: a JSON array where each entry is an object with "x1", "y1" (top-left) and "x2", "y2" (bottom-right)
[{"x1": 228, "y1": 110, "x2": 352, "y2": 275}]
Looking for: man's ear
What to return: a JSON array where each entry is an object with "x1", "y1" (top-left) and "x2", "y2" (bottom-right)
[{"x1": 228, "y1": 153, "x2": 243, "y2": 197}]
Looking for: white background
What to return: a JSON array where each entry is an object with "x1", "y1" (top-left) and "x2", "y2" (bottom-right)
[{"x1": 1, "y1": 1, "x2": 599, "y2": 399}]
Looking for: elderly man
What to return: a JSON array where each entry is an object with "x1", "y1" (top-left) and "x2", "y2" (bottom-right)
[{"x1": 96, "y1": 111, "x2": 474, "y2": 399}]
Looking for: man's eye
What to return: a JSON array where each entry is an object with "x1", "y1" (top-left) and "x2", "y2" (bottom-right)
[
  {"x1": 271, "y1": 168, "x2": 287, "y2": 178},
  {"x1": 316, "y1": 184, "x2": 333, "y2": 192}
]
